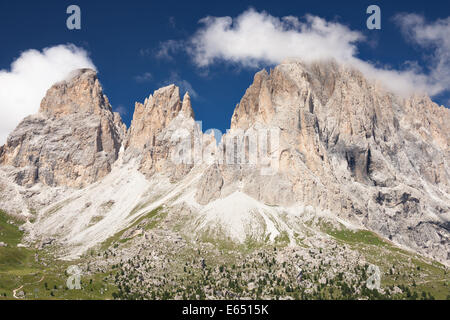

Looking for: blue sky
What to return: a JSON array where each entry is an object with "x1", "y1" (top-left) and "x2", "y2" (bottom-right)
[{"x1": 0, "y1": 0, "x2": 449, "y2": 140}]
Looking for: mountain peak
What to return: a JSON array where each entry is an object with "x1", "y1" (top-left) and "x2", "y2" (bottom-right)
[
  {"x1": 127, "y1": 84, "x2": 195, "y2": 152},
  {"x1": 66, "y1": 67, "x2": 97, "y2": 79},
  {"x1": 150, "y1": 84, "x2": 180, "y2": 109},
  {"x1": 181, "y1": 91, "x2": 195, "y2": 118},
  {"x1": 39, "y1": 68, "x2": 110, "y2": 117}
]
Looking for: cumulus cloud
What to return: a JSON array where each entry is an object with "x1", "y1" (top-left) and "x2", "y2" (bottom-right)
[
  {"x1": 188, "y1": 9, "x2": 363, "y2": 68},
  {"x1": 0, "y1": 44, "x2": 95, "y2": 145},
  {"x1": 161, "y1": 9, "x2": 448, "y2": 100}
]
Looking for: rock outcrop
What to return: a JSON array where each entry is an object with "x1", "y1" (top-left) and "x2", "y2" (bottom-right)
[{"x1": 0, "y1": 69, "x2": 125, "y2": 188}]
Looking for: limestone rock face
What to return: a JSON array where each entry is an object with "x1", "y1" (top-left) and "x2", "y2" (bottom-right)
[
  {"x1": 125, "y1": 85, "x2": 198, "y2": 180},
  {"x1": 0, "y1": 69, "x2": 125, "y2": 188},
  {"x1": 197, "y1": 59, "x2": 450, "y2": 263}
]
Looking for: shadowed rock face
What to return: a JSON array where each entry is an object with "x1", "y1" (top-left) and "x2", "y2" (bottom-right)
[
  {"x1": 198, "y1": 59, "x2": 450, "y2": 263},
  {"x1": 0, "y1": 69, "x2": 126, "y2": 188}
]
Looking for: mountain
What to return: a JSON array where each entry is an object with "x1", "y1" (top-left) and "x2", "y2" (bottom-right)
[
  {"x1": 0, "y1": 60, "x2": 448, "y2": 300},
  {"x1": 197, "y1": 60, "x2": 450, "y2": 263}
]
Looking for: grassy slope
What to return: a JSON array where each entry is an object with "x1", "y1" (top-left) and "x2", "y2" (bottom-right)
[
  {"x1": 99, "y1": 206, "x2": 163, "y2": 251},
  {"x1": 321, "y1": 222, "x2": 449, "y2": 299},
  {"x1": 0, "y1": 210, "x2": 117, "y2": 300},
  {"x1": 1, "y1": 207, "x2": 449, "y2": 300}
]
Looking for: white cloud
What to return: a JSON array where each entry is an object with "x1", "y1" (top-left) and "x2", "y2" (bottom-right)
[
  {"x1": 176, "y1": 9, "x2": 449, "y2": 100},
  {"x1": 0, "y1": 44, "x2": 95, "y2": 145},
  {"x1": 395, "y1": 13, "x2": 450, "y2": 96},
  {"x1": 189, "y1": 9, "x2": 363, "y2": 68}
]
